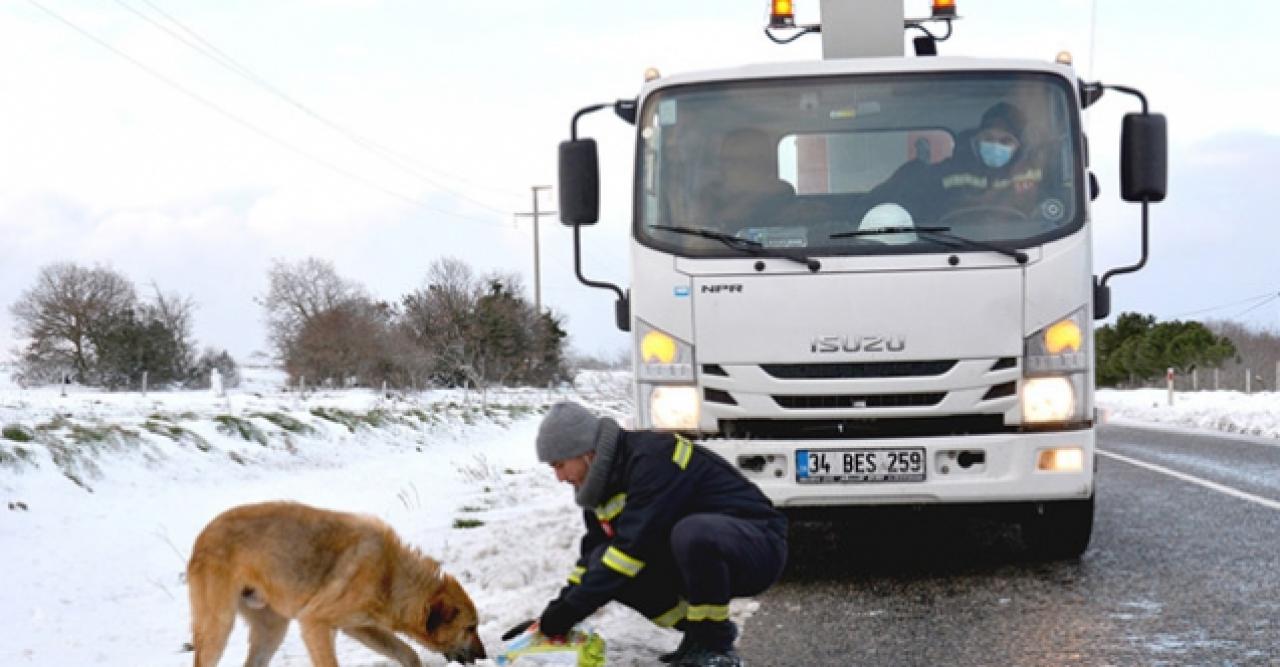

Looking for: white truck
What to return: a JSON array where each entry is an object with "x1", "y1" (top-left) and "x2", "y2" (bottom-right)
[{"x1": 556, "y1": 0, "x2": 1166, "y2": 558}]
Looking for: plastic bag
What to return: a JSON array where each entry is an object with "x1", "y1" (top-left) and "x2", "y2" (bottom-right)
[{"x1": 494, "y1": 623, "x2": 606, "y2": 666}]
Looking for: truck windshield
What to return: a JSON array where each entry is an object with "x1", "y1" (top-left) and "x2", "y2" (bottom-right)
[{"x1": 635, "y1": 72, "x2": 1082, "y2": 257}]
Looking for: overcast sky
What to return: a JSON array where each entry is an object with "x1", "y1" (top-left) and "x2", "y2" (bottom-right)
[{"x1": 2, "y1": 0, "x2": 1277, "y2": 363}]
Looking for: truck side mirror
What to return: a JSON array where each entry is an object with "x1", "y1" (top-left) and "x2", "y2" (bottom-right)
[
  {"x1": 1120, "y1": 113, "x2": 1167, "y2": 203},
  {"x1": 558, "y1": 139, "x2": 600, "y2": 225}
]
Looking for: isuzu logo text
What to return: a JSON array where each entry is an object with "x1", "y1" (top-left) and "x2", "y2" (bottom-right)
[{"x1": 810, "y1": 335, "x2": 906, "y2": 353}]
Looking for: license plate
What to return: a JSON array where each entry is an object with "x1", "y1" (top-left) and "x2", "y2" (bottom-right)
[{"x1": 796, "y1": 448, "x2": 926, "y2": 483}]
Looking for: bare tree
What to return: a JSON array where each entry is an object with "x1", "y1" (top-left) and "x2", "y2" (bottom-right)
[
  {"x1": 259, "y1": 257, "x2": 366, "y2": 361},
  {"x1": 10, "y1": 262, "x2": 137, "y2": 382},
  {"x1": 144, "y1": 281, "x2": 198, "y2": 379},
  {"x1": 286, "y1": 298, "x2": 402, "y2": 387},
  {"x1": 1205, "y1": 320, "x2": 1280, "y2": 391}
]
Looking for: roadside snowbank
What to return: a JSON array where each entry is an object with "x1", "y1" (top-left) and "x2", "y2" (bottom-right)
[
  {"x1": 0, "y1": 368, "x2": 738, "y2": 667},
  {"x1": 1098, "y1": 388, "x2": 1280, "y2": 440}
]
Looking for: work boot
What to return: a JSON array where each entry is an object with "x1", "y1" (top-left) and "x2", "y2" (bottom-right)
[
  {"x1": 658, "y1": 633, "x2": 695, "y2": 664},
  {"x1": 667, "y1": 620, "x2": 738, "y2": 664},
  {"x1": 674, "y1": 646, "x2": 743, "y2": 667}
]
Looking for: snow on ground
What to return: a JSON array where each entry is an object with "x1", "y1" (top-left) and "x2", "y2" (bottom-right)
[
  {"x1": 0, "y1": 367, "x2": 742, "y2": 667},
  {"x1": 1098, "y1": 388, "x2": 1280, "y2": 440},
  {"x1": 1, "y1": 366, "x2": 1273, "y2": 667}
]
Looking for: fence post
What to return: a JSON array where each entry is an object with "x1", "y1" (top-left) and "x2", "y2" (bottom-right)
[
  {"x1": 1246, "y1": 368, "x2": 1252, "y2": 394},
  {"x1": 1166, "y1": 367, "x2": 1175, "y2": 406},
  {"x1": 142, "y1": 371, "x2": 148, "y2": 397},
  {"x1": 1192, "y1": 369, "x2": 1198, "y2": 391},
  {"x1": 1214, "y1": 368, "x2": 1220, "y2": 391}
]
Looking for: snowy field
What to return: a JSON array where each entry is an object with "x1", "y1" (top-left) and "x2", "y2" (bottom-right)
[
  {"x1": 1, "y1": 366, "x2": 1274, "y2": 667},
  {"x1": 0, "y1": 366, "x2": 733, "y2": 667}
]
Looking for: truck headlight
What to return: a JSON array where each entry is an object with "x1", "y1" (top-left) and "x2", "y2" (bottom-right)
[
  {"x1": 1022, "y1": 376, "x2": 1077, "y2": 422},
  {"x1": 636, "y1": 319, "x2": 694, "y2": 382},
  {"x1": 1021, "y1": 307, "x2": 1089, "y2": 424},
  {"x1": 1025, "y1": 306, "x2": 1088, "y2": 375},
  {"x1": 647, "y1": 385, "x2": 700, "y2": 430}
]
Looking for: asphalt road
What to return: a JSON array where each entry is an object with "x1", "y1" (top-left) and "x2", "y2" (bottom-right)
[{"x1": 738, "y1": 423, "x2": 1280, "y2": 666}]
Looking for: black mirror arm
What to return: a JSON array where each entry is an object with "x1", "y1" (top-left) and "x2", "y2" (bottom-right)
[
  {"x1": 1099, "y1": 199, "x2": 1149, "y2": 288},
  {"x1": 573, "y1": 224, "x2": 627, "y2": 304},
  {"x1": 566, "y1": 99, "x2": 635, "y2": 330},
  {"x1": 1097, "y1": 82, "x2": 1155, "y2": 288},
  {"x1": 1103, "y1": 84, "x2": 1149, "y2": 115},
  {"x1": 571, "y1": 100, "x2": 637, "y2": 140},
  {"x1": 570, "y1": 103, "x2": 610, "y2": 141}
]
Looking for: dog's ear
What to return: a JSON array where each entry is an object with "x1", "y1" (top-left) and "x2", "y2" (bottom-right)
[{"x1": 426, "y1": 600, "x2": 457, "y2": 634}]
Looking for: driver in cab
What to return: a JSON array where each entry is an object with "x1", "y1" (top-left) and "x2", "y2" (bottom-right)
[
  {"x1": 867, "y1": 101, "x2": 1052, "y2": 226},
  {"x1": 696, "y1": 127, "x2": 796, "y2": 231}
]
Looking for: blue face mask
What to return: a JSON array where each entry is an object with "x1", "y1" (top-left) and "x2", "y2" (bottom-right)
[{"x1": 978, "y1": 141, "x2": 1015, "y2": 168}]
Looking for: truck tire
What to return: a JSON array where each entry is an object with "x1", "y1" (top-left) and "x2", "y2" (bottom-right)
[{"x1": 1020, "y1": 496, "x2": 1094, "y2": 560}]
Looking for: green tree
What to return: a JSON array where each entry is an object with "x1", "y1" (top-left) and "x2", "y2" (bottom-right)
[
  {"x1": 1095, "y1": 313, "x2": 1236, "y2": 387},
  {"x1": 1096, "y1": 312, "x2": 1154, "y2": 386},
  {"x1": 94, "y1": 308, "x2": 186, "y2": 389},
  {"x1": 399, "y1": 258, "x2": 569, "y2": 389}
]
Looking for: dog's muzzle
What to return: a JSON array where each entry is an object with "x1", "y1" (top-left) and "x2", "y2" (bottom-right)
[{"x1": 445, "y1": 638, "x2": 486, "y2": 664}]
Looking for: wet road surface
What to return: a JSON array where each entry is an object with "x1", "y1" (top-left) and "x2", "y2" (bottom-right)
[{"x1": 738, "y1": 423, "x2": 1280, "y2": 666}]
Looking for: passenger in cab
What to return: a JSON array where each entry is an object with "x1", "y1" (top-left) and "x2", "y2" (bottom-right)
[{"x1": 865, "y1": 102, "x2": 1064, "y2": 230}]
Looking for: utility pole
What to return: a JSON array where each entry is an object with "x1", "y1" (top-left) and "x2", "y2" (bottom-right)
[{"x1": 514, "y1": 185, "x2": 556, "y2": 313}]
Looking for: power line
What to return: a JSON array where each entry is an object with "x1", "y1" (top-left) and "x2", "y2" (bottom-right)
[
  {"x1": 34, "y1": 0, "x2": 629, "y2": 277},
  {"x1": 1232, "y1": 294, "x2": 1279, "y2": 320},
  {"x1": 114, "y1": 0, "x2": 522, "y2": 214},
  {"x1": 1172, "y1": 290, "x2": 1280, "y2": 319},
  {"x1": 28, "y1": 0, "x2": 503, "y2": 227}
]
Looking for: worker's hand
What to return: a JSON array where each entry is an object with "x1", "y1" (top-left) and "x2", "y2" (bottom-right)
[
  {"x1": 537, "y1": 600, "x2": 585, "y2": 638},
  {"x1": 500, "y1": 619, "x2": 536, "y2": 642}
]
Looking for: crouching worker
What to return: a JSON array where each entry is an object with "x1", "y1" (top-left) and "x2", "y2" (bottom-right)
[{"x1": 505, "y1": 401, "x2": 788, "y2": 667}]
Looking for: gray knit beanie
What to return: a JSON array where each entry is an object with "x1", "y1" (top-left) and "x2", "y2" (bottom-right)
[{"x1": 537, "y1": 402, "x2": 612, "y2": 463}]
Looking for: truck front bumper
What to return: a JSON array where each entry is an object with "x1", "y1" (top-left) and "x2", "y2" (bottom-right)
[{"x1": 703, "y1": 428, "x2": 1095, "y2": 508}]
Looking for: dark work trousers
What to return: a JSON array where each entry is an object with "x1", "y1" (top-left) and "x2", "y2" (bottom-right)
[{"x1": 600, "y1": 513, "x2": 787, "y2": 651}]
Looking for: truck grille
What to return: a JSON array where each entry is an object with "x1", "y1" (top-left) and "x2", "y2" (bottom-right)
[
  {"x1": 772, "y1": 392, "x2": 946, "y2": 409},
  {"x1": 760, "y1": 360, "x2": 956, "y2": 379},
  {"x1": 720, "y1": 415, "x2": 1012, "y2": 439}
]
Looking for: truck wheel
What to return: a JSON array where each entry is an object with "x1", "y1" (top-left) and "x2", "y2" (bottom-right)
[{"x1": 1020, "y1": 496, "x2": 1094, "y2": 560}]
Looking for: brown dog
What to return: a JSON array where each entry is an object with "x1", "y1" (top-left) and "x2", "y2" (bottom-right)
[{"x1": 187, "y1": 501, "x2": 486, "y2": 666}]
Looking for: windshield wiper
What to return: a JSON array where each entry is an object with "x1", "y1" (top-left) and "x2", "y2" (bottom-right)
[
  {"x1": 652, "y1": 225, "x2": 821, "y2": 272},
  {"x1": 830, "y1": 225, "x2": 1028, "y2": 264}
]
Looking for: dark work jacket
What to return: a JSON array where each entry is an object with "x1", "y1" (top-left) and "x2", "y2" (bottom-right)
[
  {"x1": 558, "y1": 430, "x2": 785, "y2": 614},
  {"x1": 867, "y1": 137, "x2": 1072, "y2": 228}
]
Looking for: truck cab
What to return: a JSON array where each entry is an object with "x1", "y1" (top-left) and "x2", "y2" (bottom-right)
[{"x1": 556, "y1": 1, "x2": 1166, "y2": 559}]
